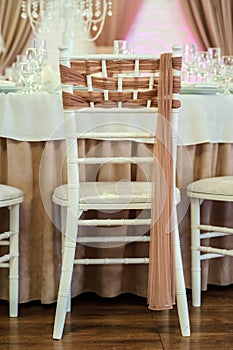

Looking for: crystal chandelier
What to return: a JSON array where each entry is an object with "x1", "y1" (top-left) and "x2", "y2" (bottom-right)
[{"x1": 20, "y1": 0, "x2": 113, "y2": 43}]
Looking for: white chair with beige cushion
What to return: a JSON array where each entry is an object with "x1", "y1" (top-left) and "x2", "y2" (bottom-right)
[
  {"x1": 0, "y1": 184, "x2": 23, "y2": 316},
  {"x1": 187, "y1": 176, "x2": 233, "y2": 307},
  {"x1": 52, "y1": 45, "x2": 190, "y2": 339}
]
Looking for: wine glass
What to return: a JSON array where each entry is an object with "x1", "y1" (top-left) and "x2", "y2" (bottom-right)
[
  {"x1": 182, "y1": 43, "x2": 197, "y2": 81},
  {"x1": 37, "y1": 48, "x2": 48, "y2": 70},
  {"x1": 25, "y1": 48, "x2": 37, "y2": 62},
  {"x1": 32, "y1": 39, "x2": 48, "y2": 69},
  {"x1": 19, "y1": 62, "x2": 31, "y2": 93},
  {"x1": 113, "y1": 40, "x2": 128, "y2": 54},
  {"x1": 208, "y1": 47, "x2": 221, "y2": 65},
  {"x1": 32, "y1": 39, "x2": 47, "y2": 51},
  {"x1": 196, "y1": 51, "x2": 211, "y2": 82},
  {"x1": 208, "y1": 47, "x2": 221, "y2": 83},
  {"x1": 220, "y1": 56, "x2": 233, "y2": 95}
]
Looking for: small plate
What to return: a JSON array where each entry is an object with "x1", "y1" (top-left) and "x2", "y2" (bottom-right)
[
  {"x1": 181, "y1": 86, "x2": 219, "y2": 95},
  {"x1": 181, "y1": 82, "x2": 219, "y2": 95},
  {"x1": 0, "y1": 85, "x2": 21, "y2": 93}
]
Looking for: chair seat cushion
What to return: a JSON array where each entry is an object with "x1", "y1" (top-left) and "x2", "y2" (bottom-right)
[
  {"x1": 187, "y1": 176, "x2": 233, "y2": 196},
  {"x1": 0, "y1": 184, "x2": 23, "y2": 201},
  {"x1": 53, "y1": 182, "x2": 180, "y2": 206}
]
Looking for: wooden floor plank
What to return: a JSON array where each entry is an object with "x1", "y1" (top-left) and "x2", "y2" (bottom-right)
[{"x1": 0, "y1": 285, "x2": 233, "y2": 349}]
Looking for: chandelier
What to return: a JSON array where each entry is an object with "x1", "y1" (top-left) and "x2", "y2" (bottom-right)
[{"x1": 20, "y1": 0, "x2": 113, "y2": 43}]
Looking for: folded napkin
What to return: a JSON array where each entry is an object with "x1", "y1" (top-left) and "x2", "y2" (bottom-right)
[
  {"x1": 41, "y1": 65, "x2": 60, "y2": 92},
  {"x1": 182, "y1": 81, "x2": 219, "y2": 88},
  {"x1": 194, "y1": 82, "x2": 219, "y2": 88},
  {"x1": 0, "y1": 79, "x2": 16, "y2": 87}
]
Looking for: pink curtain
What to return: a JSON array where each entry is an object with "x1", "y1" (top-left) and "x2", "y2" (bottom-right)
[{"x1": 180, "y1": 0, "x2": 233, "y2": 54}]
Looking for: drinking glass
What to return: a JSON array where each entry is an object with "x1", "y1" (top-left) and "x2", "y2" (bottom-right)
[
  {"x1": 208, "y1": 47, "x2": 221, "y2": 65},
  {"x1": 25, "y1": 47, "x2": 42, "y2": 91},
  {"x1": 114, "y1": 40, "x2": 128, "y2": 54},
  {"x1": 32, "y1": 38, "x2": 47, "y2": 51},
  {"x1": 16, "y1": 55, "x2": 27, "y2": 84},
  {"x1": 182, "y1": 43, "x2": 197, "y2": 81},
  {"x1": 196, "y1": 51, "x2": 211, "y2": 82},
  {"x1": 33, "y1": 39, "x2": 48, "y2": 69},
  {"x1": 19, "y1": 62, "x2": 31, "y2": 93},
  {"x1": 36, "y1": 48, "x2": 48, "y2": 71},
  {"x1": 220, "y1": 55, "x2": 233, "y2": 95},
  {"x1": 19, "y1": 59, "x2": 40, "y2": 93},
  {"x1": 26, "y1": 48, "x2": 37, "y2": 62},
  {"x1": 208, "y1": 47, "x2": 221, "y2": 83}
]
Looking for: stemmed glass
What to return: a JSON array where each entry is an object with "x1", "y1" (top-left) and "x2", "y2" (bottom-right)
[
  {"x1": 220, "y1": 56, "x2": 233, "y2": 95},
  {"x1": 32, "y1": 39, "x2": 47, "y2": 51},
  {"x1": 36, "y1": 48, "x2": 48, "y2": 71},
  {"x1": 19, "y1": 62, "x2": 31, "y2": 93},
  {"x1": 25, "y1": 48, "x2": 37, "y2": 62},
  {"x1": 32, "y1": 39, "x2": 48, "y2": 69},
  {"x1": 25, "y1": 48, "x2": 41, "y2": 91},
  {"x1": 32, "y1": 40, "x2": 48, "y2": 87},
  {"x1": 15, "y1": 55, "x2": 27, "y2": 83},
  {"x1": 208, "y1": 47, "x2": 221, "y2": 65},
  {"x1": 196, "y1": 51, "x2": 211, "y2": 82},
  {"x1": 208, "y1": 47, "x2": 221, "y2": 83},
  {"x1": 182, "y1": 43, "x2": 197, "y2": 81},
  {"x1": 114, "y1": 40, "x2": 128, "y2": 54}
]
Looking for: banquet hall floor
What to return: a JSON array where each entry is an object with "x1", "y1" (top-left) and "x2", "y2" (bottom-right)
[{"x1": 0, "y1": 285, "x2": 232, "y2": 349}]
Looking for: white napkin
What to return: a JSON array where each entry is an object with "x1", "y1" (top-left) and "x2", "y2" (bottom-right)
[
  {"x1": 182, "y1": 81, "x2": 219, "y2": 88},
  {"x1": 0, "y1": 79, "x2": 16, "y2": 87},
  {"x1": 194, "y1": 82, "x2": 219, "y2": 88},
  {"x1": 41, "y1": 65, "x2": 60, "y2": 91}
]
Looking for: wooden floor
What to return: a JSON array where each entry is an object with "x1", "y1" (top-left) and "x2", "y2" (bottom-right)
[{"x1": 0, "y1": 285, "x2": 233, "y2": 349}]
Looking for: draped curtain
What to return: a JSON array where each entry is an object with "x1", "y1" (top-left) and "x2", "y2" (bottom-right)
[
  {"x1": 180, "y1": 0, "x2": 233, "y2": 55},
  {"x1": 0, "y1": 0, "x2": 32, "y2": 73},
  {"x1": 96, "y1": 0, "x2": 144, "y2": 46}
]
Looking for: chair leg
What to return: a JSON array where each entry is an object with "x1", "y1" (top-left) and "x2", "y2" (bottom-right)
[
  {"x1": 61, "y1": 206, "x2": 71, "y2": 312},
  {"x1": 173, "y1": 209, "x2": 190, "y2": 336},
  {"x1": 191, "y1": 198, "x2": 201, "y2": 307},
  {"x1": 61, "y1": 206, "x2": 71, "y2": 313},
  {"x1": 53, "y1": 208, "x2": 78, "y2": 340},
  {"x1": 9, "y1": 204, "x2": 19, "y2": 317}
]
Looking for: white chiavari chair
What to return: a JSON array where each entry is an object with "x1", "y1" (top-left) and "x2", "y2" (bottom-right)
[
  {"x1": 187, "y1": 176, "x2": 233, "y2": 306},
  {"x1": 0, "y1": 185, "x2": 23, "y2": 316},
  {"x1": 52, "y1": 45, "x2": 190, "y2": 339}
]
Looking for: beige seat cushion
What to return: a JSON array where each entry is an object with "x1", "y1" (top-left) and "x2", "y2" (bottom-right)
[
  {"x1": 53, "y1": 181, "x2": 180, "y2": 206},
  {"x1": 0, "y1": 184, "x2": 23, "y2": 201},
  {"x1": 187, "y1": 176, "x2": 233, "y2": 196},
  {"x1": 54, "y1": 182, "x2": 151, "y2": 205}
]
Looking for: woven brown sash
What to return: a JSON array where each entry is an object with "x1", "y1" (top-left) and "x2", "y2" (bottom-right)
[{"x1": 60, "y1": 57, "x2": 181, "y2": 111}]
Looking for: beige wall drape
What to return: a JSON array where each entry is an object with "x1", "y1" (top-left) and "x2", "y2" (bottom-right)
[
  {"x1": 180, "y1": 0, "x2": 233, "y2": 55},
  {"x1": 95, "y1": 0, "x2": 144, "y2": 46},
  {"x1": 0, "y1": 0, "x2": 32, "y2": 73}
]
